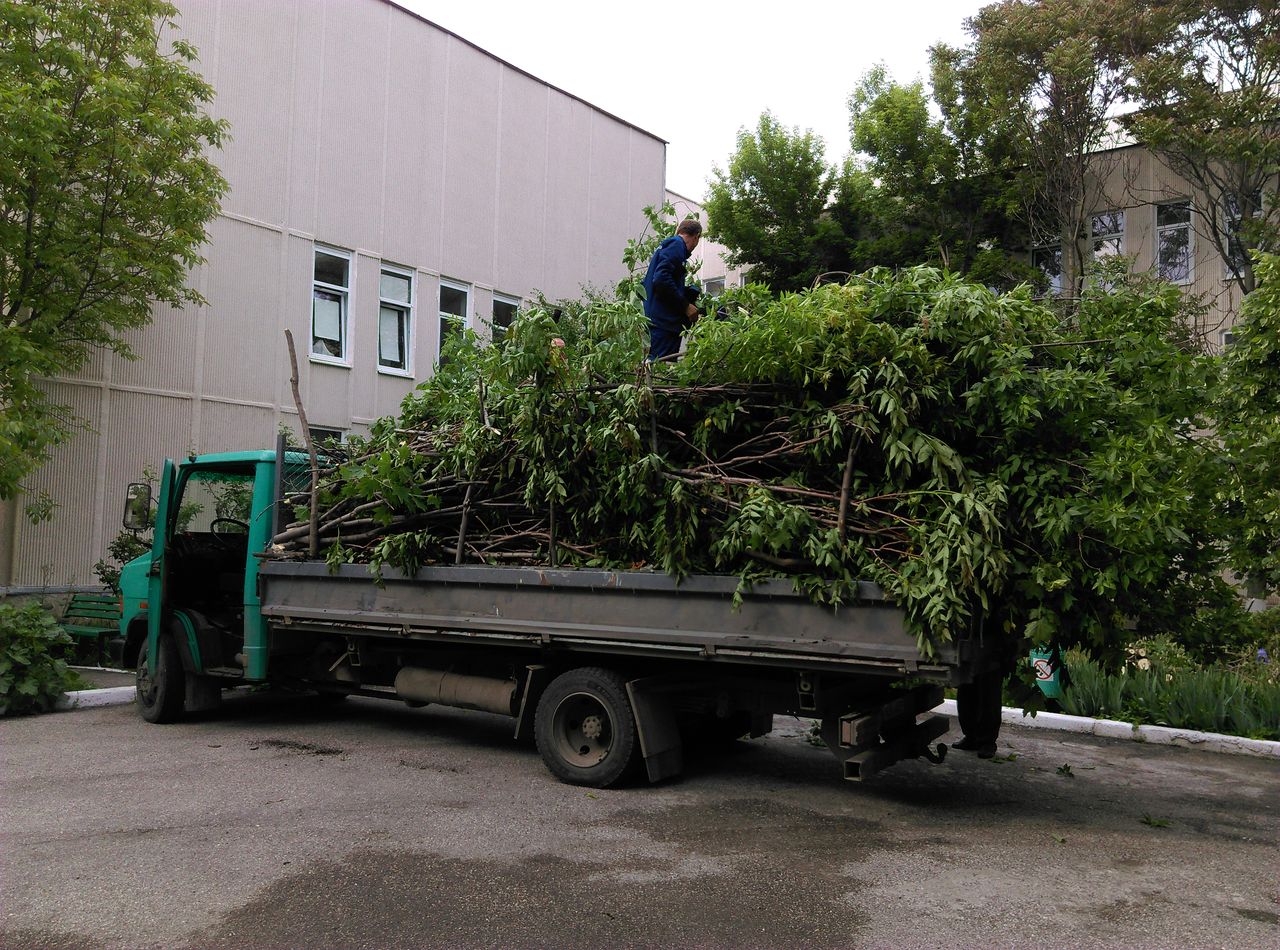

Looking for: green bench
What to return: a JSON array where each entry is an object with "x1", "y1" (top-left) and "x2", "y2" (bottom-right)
[{"x1": 59, "y1": 592, "x2": 122, "y2": 664}]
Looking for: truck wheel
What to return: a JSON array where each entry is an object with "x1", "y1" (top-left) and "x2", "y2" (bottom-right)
[
  {"x1": 136, "y1": 633, "x2": 185, "y2": 724},
  {"x1": 534, "y1": 667, "x2": 639, "y2": 788}
]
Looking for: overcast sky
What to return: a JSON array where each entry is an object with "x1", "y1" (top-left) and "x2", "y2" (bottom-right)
[{"x1": 398, "y1": 0, "x2": 991, "y2": 203}]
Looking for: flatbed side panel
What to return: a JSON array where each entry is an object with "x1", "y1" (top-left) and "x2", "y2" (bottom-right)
[{"x1": 258, "y1": 562, "x2": 957, "y2": 667}]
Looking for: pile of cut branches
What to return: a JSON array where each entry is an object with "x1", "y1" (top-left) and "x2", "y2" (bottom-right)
[{"x1": 271, "y1": 266, "x2": 1216, "y2": 657}]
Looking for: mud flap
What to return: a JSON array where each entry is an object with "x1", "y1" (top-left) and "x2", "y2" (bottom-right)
[
  {"x1": 513, "y1": 665, "x2": 550, "y2": 742},
  {"x1": 626, "y1": 676, "x2": 684, "y2": 783},
  {"x1": 183, "y1": 673, "x2": 222, "y2": 714}
]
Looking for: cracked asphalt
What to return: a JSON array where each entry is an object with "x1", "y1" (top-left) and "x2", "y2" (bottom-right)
[{"x1": 2, "y1": 692, "x2": 1277, "y2": 949}]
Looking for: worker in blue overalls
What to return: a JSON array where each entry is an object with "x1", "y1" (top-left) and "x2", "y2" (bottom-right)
[{"x1": 642, "y1": 218, "x2": 702, "y2": 361}]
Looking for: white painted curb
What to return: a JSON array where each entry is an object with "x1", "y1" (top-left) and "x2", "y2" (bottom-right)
[
  {"x1": 56, "y1": 686, "x2": 136, "y2": 711},
  {"x1": 934, "y1": 698, "x2": 1280, "y2": 760}
]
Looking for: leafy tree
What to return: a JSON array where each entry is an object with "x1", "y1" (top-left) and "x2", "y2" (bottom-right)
[
  {"x1": 704, "y1": 112, "x2": 836, "y2": 292},
  {"x1": 847, "y1": 61, "x2": 1033, "y2": 287},
  {"x1": 0, "y1": 0, "x2": 227, "y2": 501},
  {"x1": 959, "y1": 0, "x2": 1141, "y2": 296},
  {"x1": 1215, "y1": 254, "x2": 1280, "y2": 594},
  {"x1": 1122, "y1": 1, "x2": 1280, "y2": 294}
]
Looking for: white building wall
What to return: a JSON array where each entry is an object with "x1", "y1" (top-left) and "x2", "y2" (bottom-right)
[{"x1": 3, "y1": 0, "x2": 666, "y2": 588}]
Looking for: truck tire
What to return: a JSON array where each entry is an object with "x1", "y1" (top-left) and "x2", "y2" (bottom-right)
[
  {"x1": 137, "y1": 633, "x2": 185, "y2": 724},
  {"x1": 534, "y1": 667, "x2": 639, "y2": 788}
]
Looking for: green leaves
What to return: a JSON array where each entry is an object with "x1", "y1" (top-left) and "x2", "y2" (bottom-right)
[
  {"x1": 0, "y1": 602, "x2": 80, "y2": 716},
  {"x1": 290, "y1": 264, "x2": 1227, "y2": 661},
  {"x1": 705, "y1": 112, "x2": 837, "y2": 292},
  {"x1": 0, "y1": 0, "x2": 227, "y2": 499},
  {"x1": 1215, "y1": 254, "x2": 1280, "y2": 593}
]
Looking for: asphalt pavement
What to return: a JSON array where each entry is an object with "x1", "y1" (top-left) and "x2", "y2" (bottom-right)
[{"x1": 2, "y1": 692, "x2": 1277, "y2": 949}]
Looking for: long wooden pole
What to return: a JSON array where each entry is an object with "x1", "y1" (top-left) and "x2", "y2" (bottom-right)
[{"x1": 284, "y1": 330, "x2": 319, "y2": 558}]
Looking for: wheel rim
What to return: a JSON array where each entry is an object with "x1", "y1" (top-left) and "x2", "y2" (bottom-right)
[
  {"x1": 136, "y1": 653, "x2": 156, "y2": 705},
  {"x1": 551, "y1": 691, "x2": 614, "y2": 768}
]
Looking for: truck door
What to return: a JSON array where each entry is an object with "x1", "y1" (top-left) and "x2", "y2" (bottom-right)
[{"x1": 144, "y1": 458, "x2": 178, "y2": 672}]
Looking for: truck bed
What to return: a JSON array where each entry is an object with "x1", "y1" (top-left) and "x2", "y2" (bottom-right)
[{"x1": 258, "y1": 562, "x2": 976, "y2": 682}]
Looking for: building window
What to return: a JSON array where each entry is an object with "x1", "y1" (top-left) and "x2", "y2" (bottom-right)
[
  {"x1": 1091, "y1": 210, "x2": 1125, "y2": 261},
  {"x1": 703, "y1": 277, "x2": 726, "y2": 296},
  {"x1": 312, "y1": 247, "x2": 351, "y2": 363},
  {"x1": 1156, "y1": 201, "x2": 1192, "y2": 284},
  {"x1": 1032, "y1": 245, "x2": 1063, "y2": 295},
  {"x1": 307, "y1": 426, "x2": 345, "y2": 448},
  {"x1": 438, "y1": 279, "x2": 470, "y2": 364},
  {"x1": 1220, "y1": 329, "x2": 1236, "y2": 350},
  {"x1": 1224, "y1": 189, "x2": 1263, "y2": 279},
  {"x1": 378, "y1": 266, "x2": 413, "y2": 374},
  {"x1": 492, "y1": 293, "x2": 519, "y2": 343}
]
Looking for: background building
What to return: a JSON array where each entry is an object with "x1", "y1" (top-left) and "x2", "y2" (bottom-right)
[
  {"x1": 0, "y1": 0, "x2": 666, "y2": 589},
  {"x1": 1031, "y1": 141, "x2": 1274, "y2": 350},
  {"x1": 666, "y1": 190, "x2": 749, "y2": 296}
]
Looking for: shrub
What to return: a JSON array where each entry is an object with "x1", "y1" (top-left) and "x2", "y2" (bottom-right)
[
  {"x1": 1058, "y1": 650, "x2": 1126, "y2": 719},
  {"x1": 93, "y1": 529, "x2": 151, "y2": 593},
  {"x1": 0, "y1": 603, "x2": 85, "y2": 716},
  {"x1": 1127, "y1": 635, "x2": 1195, "y2": 673},
  {"x1": 1055, "y1": 646, "x2": 1279, "y2": 740}
]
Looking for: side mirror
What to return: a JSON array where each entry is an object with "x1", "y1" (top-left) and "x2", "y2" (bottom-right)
[{"x1": 122, "y1": 483, "x2": 152, "y2": 531}]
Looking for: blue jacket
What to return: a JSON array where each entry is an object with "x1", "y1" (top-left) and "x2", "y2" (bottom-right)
[{"x1": 642, "y1": 236, "x2": 700, "y2": 331}]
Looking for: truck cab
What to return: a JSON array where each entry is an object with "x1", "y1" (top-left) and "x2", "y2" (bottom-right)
[{"x1": 119, "y1": 449, "x2": 293, "y2": 720}]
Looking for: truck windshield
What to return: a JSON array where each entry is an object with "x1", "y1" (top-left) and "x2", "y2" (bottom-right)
[{"x1": 177, "y1": 469, "x2": 255, "y2": 532}]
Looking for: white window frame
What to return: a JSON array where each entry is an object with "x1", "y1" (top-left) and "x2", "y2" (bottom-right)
[
  {"x1": 491, "y1": 292, "x2": 520, "y2": 343},
  {"x1": 437, "y1": 278, "x2": 471, "y2": 365},
  {"x1": 1223, "y1": 189, "x2": 1263, "y2": 281},
  {"x1": 1032, "y1": 244, "x2": 1064, "y2": 296},
  {"x1": 1155, "y1": 201, "x2": 1193, "y2": 286},
  {"x1": 377, "y1": 264, "x2": 415, "y2": 378},
  {"x1": 1220, "y1": 329, "x2": 1236, "y2": 351},
  {"x1": 702, "y1": 276, "x2": 726, "y2": 296},
  {"x1": 311, "y1": 245, "x2": 353, "y2": 367},
  {"x1": 1090, "y1": 210, "x2": 1125, "y2": 261}
]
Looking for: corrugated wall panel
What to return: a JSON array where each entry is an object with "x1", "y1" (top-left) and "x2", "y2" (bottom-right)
[
  {"x1": 211, "y1": 0, "x2": 297, "y2": 226},
  {"x1": 112, "y1": 294, "x2": 201, "y2": 392},
  {"x1": 439, "y1": 38, "x2": 501, "y2": 281},
  {"x1": 12, "y1": 384, "x2": 103, "y2": 587},
  {"x1": 73, "y1": 346, "x2": 110, "y2": 385},
  {"x1": 493, "y1": 67, "x2": 550, "y2": 295},
  {"x1": 348, "y1": 252, "x2": 381, "y2": 417},
  {"x1": 375, "y1": 372, "x2": 417, "y2": 422},
  {"x1": 202, "y1": 217, "x2": 284, "y2": 406},
  {"x1": 306, "y1": 363, "x2": 354, "y2": 431},
  {"x1": 103, "y1": 389, "x2": 195, "y2": 501},
  {"x1": 587, "y1": 113, "x2": 633, "y2": 289},
  {"x1": 200, "y1": 402, "x2": 277, "y2": 454},
  {"x1": 284, "y1": 2, "x2": 325, "y2": 237},
  {"x1": 313, "y1": 0, "x2": 389, "y2": 254},
  {"x1": 412, "y1": 273, "x2": 441, "y2": 382},
  {"x1": 632, "y1": 131, "x2": 668, "y2": 239},
  {"x1": 543, "y1": 96, "x2": 593, "y2": 298},
  {"x1": 172, "y1": 0, "x2": 219, "y2": 84},
  {"x1": 381, "y1": 7, "x2": 447, "y2": 269}
]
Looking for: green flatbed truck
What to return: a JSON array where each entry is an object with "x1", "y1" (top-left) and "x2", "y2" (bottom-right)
[{"x1": 118, "y1": 443, "x2": 1002, "y2": 787}]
